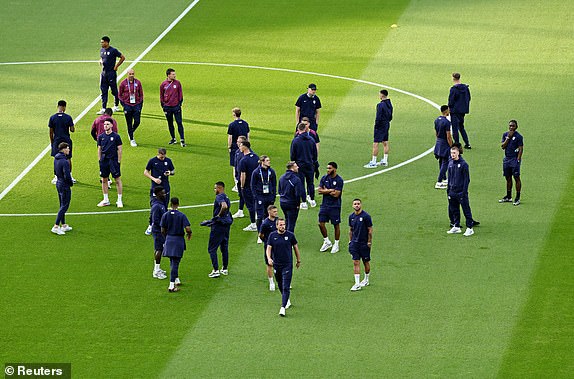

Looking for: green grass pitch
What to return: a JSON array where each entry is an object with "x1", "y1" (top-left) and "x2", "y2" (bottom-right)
[{"x1": 0, "y1": 0, "x2": 573, "y2": 377}]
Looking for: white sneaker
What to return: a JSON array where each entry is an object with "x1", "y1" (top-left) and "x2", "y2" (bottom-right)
[
  {"x1": 232, "y1": 209, "x2": 244, "y2": 218},
  {"x1": 71, "y1": 177, "x2": 77, "y2": 184},
  {"x1": 363, "y1": 162, "x2": 378, "y2": 169},
  {"x1": 130, "y1": 140, "x2": 137, "y2": 147},
  {"x1": 51, "y1": 226, "x2": 65, "y2": 235},
  {"x1": 279, "y1": 307, "x2": 286, "y2": 317},
  {"x1": 220, "y1": 268, "x2": 228, "y2": 276},
  {"x1": 51, "y1": 176, "x2": 57, "y2": 184},
  {"x1": 96, "y1": 108, "x2": 105, "y2": 115},
  {"x1": 116, "y1": 200, "x2": 123, "y2": 208},
  {"x1": 378, "y1": 160, "x2": 388, "y2": 167},
  {"x1": 97, "y1": 200, "x2": 111, "y2": 207},
  {"x1": 463, "y1": 228, "x2": 474, "y2": 237},
  {"x1": 145, "y1": 225, "x2": 152, "y2": 235},
  {"x1": 435, "y1": 182, "x2": 447, "y2": 189},
  {"x1": 60, "y1": 225, "x2": 73, "y2": 232},
  {"x1": 359, "y1": 279, "x2": 369, "y2": 287},
  {"x1": 442, "y1": 179, "x2": 448, "y2": 184},
  {"x1": 257, "y1": 237, "x2": 263, "y2": 244},
  {"x1": 243, "y1": 223, "x2": 258, "y2": 232},
  {"x1": 232, "y1": 185, "x2": 238, "y2": 192},
  {"x1": 286, "y1": 299, "x2": 291, "y2": 309},
  {"x1": 112, "y1": 105, "x2": 121, "y2": 112},
  {"x1": 331, "y1": 242, "x2": 340, "y2": 254},
  {"x1": 300, "y1": 202, "x2": 308, "y2": 210},
  {"x1": 153, "y1": 270, "x2": 167, "y2": 279},
  {"x1": 269, "y1": 282, "x2": 275, "y2": 291},
  {"x1": 307, "y1": 196, "x2": 317, "y2": 208},
  {"x1": 350, "y1": 284, "x2": 362, "y2": 291},
  {"x1": 208, "y1": 270, "x2": 220, "y2": 278},
  {"x1": 320, "y1": 240, "x2": 333, "y2": 252},
  {"x1": 447, "y1": 226, "x2": 462, "y2": 234}
]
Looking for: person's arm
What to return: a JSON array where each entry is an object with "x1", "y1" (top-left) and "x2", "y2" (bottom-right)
[
  {"x1": 178, "y1": 81, "x2": 183, "y2": 105},
  {"x1": 159, "y1": 83, "x2": 165, "y2": 107},
  {"x1": 517, "y1": 145, "x2": 523, "y2": 162},
  {"x1": 266, "y1": 245, "x2": 273, "y2": 266},
  {"x1": 117, "y1": 144, "x2": 122, "y2": 164},
  {"x1": 330, "y1": 189, "x2": 342, "y2": 198},
  {"x1": 315, "y1": 108, "x2": 320, "y2": 125},
  {"x1": 240, "y1": 171, "x2": 246, "y2": 189},
  {"x1": 185, "y1": 226, "x2": 192, "y2": 240},
  {"x1": 227, "y1": 134, "x2": 233, "y2": 151},
  {"x1": 161, "y1": 227, "x2": 167, "y2": 238},
  {"x1": 218, "y1": 201, "x2": 228, "y2": 217},
  {"x1": 446, "y1": 130, "x2": 453, "y2": 146},
  {"x1": 295, "y1": 106, "x2": 301, "y2": 125},
  {"x1": 367, "y1": 226, "x2": 373, "y2": 247},
  {"x1": 462, "y1": 164, "x2": 470, "y2": 194},
  {"x1": 114, "y1": 54, "x2": 125, "y2": 71},
  {"x1": 144, "y1": 169, "x2": 162, "y2": 184},
  {"x1": 293, "y1": 244, "x2": 301, "y2": 269},
  {"x1": 501, "y1": 131, "x2": 513, "y2": 149},
  {"x1": 49, "y1": 128, "x2": 54, "y2": 144},
  {"x1": 97, "y1": 145, "x2": 102, "y2": 161},
  {"x1": 348, "y1": 226, "x2": 353, "y2": 243}
]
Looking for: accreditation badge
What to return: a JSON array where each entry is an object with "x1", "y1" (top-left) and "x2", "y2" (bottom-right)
[
  {"x1": 129, "y1": 94, "x2": 136, "y2": 103},
  {"x1": 263, "y1": 184, "x2": 270, "y2": 194}
]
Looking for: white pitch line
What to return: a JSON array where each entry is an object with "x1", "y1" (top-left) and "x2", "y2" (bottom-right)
[
  {"x1": 0, "y1": 0, "x2": 201, "y2": 203},
  {"x1": 0, "y1": 59, "x2": 439, "y2": 217}
]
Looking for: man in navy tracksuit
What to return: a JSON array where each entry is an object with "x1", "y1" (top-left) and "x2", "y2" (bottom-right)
[
  {"x1": 150, "y1": 186, "x2": 168, "y2": 280},
  {"x1": 278, "y1": 161, "x2": 305, "y2": 232},
  {"x1": 207, "y1": 182, "x2": 233, "y2": 278},
  {"x1": 364, "y1": 89, "x2": 393, "y2": 168},
  {"x1": 52, "y1": 142, "x2": 74, "y2": 235},
  {"x1": 290, "y1": 123, "x2": 318, "y2": 209},
  {"x1": 499, "y1": 120, "x2": 524, "y2": 206},
  {"x1": 433, "y1": 105, "x2": 453, "y2": 189},
  {"x1": 448, "y1": 72, "x2": 472, "y2": 148},
  {"x1": 266, "y1": 218, "x2": 301, "y2": 317},
  {"x1": 251, "y1": 155, "x2": 277, "y2": 233},
  {"x1": 238, "y1": 141, "x2": 259, "y2": 231},
  {"x1": 446, "y1": 144, "x2": 478, "y2": 237}
]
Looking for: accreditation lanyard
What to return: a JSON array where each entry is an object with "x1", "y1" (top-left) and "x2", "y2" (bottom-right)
[
  {"x1": 260, "y1": 168, "x2": 271, "y2": 194},
  {"x1": 128, "y1": 79, "x2": 136, "y2": 103}
]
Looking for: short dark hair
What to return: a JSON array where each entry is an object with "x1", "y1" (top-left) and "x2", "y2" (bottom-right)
[
  {"x1": 327, "y1": 161, "x2": 338, "y2": 169},
  {"x1": 171, "y1": 197, "x2": 180, "y2": 206},
  {"x1": 509, "y1": 119, "x2": 519, "y2": 128},
  {"x1": 267, "y1": 204, "x2": 277, "y2": 212},
  {"x1": 452, "y1": 72, "x2": 461, "y2": 80},
  {"x1": 353, "y1": 198, "x2": 362, "y2": 203},
  {"x1": 158, "y1": 148, "x2": 167, "y2": 155},
  {"x1": 380, "y1": 89, "x2": 388, "y2": 96},
  {"x1": 241, "y1": 141, "x2": 251, "y2": 149},
  {"x1": 103, "y1": 118, "x2": 113, "y2": 124},
  {"x1": 153, "y1": 186, "x2": 165, "y2": 195},
  {"x1": 277, "y1": 217, "x2": 286, "y2": 223},
  {"x1": 440, "y1": 105, "x2": 449, "y2": 113},
  {"x1": 101, "y1": 36, "x2": 110, "y2": 43},
  {"x1": 58, "y1": 142, "x2": 69, "y2": 150},
  {"x1": 301, "y1": 116, "x2": 310, "y2": 122},
  {"x1": 215, "y1": 181, "x2": 225, "y2": 188},
  {"x1": 57, "y1": 100, "x2": 67, "y2": 107},
  {"x1": 286, "y1": 161, "x2": 296, "y2": 169},
  {"x1": 297, "y1": 122, "x2": 306, "y2": 131},
  {"x1": 451, "y1": 143, "x2": 463, "y2": 154},
  {"x1": 104, "y1": 108, "x2": 113, "y2": 116},
  {"x1": 166, "y1": 68, "x2": 175, "y2": 76},
  {"x1": 232, "y1": 107, "x2": 241, "y2": 117}
]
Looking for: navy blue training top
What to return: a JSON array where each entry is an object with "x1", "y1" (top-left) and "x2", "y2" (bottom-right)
[
  {"x1": 267, "y1": 230, "x2": 298, "y2": 266},
  {"x1": 349, "y1": 210, "x2": 373, "y2": 244},
  {"x1": 98, "y1": 132, "x2": 122, "y2": 160},
  {"x1": 49, "y1": 112, "x2": 74, "y2": 139},
  {"x1": 160, "y1": 209, "x2": 190, "y2": 236},
  {"x1": 502, "y1": 131, "x2": 524, "y2": 159},
  {"x1": 100, "y1": 46, "x2": 122, "y2": 72},
  {"x1": 319, "y1": 174, "x2": 344, "y2": 208}
]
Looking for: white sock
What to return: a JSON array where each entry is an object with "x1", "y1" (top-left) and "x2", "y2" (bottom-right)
[
  {"x1": 364, "y1": 273, "x2": 370, "y2": 281},
  {"x1": 268, "y1": 276, "x2": 274, "y2": 284},
  {"x1": 169, "y1": 282, "x2": 175, "y2": 290},
  {"x1": 175, "y1": 277, "x2": 181, "y2": 285},
  {"x1": 383, "y1": 154, "x2": 388, "y2": 162},
  {"x1": 117, "y1": 194, "x2": 123, "y2": 201},
  {"x1": 354, "y1": 274, "x2": 360, "y2": 285},
  {"x1": 371, "y1": 156, "x2": 377, "y2": 164},
  {"x1": 154, "y1": 263, "x2": 160, "y2": 271},
  {"x1": 103, "y1": 194, "x2": 109, "y2": 202},
  {"x1": 334, "y1": 240, "x2": 339, "y2": 246},
  {"x1": 324, "y1": 237, "x2": 330, "y2": 243}
]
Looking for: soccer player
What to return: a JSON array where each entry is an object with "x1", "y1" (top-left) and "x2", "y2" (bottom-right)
[
  {"x1": 364, "y1": 89, "x2": 393, "y2": 168},
  {"x1": 52, "y1": 142, "x2": 73, "y2": 235},
  {"x1": 238, "y1": 141, "x2": 259, "y2": 231},
  {"x1": 348, "y1": 199, "x2": 373, "y2": 291},
  {"x1": 90, "y1": 108, "x2": 118, "y2": 141},
  {"x1": 251, "y1": 155, "x2": 277, "y2": 236},
  {"x1": 160, "y1": 197, "x2": 192, "y2": 292},
  {"x1": 290, "y1": 122, "x2": 318, "y2": 209},
  {"x1": 278, "y1": 161, "x2": 305, "y2": 233},
  {"x1": 228, "y1": 107, "x2": 250, "y2": 191},
  {"x1": 144, "y1": 148, "x2": 175, "y2": 234},
  {"x1": 266, "y1": 218, "x2": 301, "y2": 317},
  {"x1": 232, "y1": 135, "x2": 248, "y2": 218},
  {"x1": 207, "y1": 182, "x2": 233, "y2": 278},
  {"x1": 499, "y1": 120, "x2": 524, "y2": 206},
  {"x1": 160, "y1": 68, "x2": 186, "y2": 147},
  {"x1": 297, "y1": 117, "x2": 321, "y2": 161},
  {"x1": 118, "y1": 68, "x2": 144, "y2": 147},
  {"x1": 98, "y1": 36, "x2": 125, "y2": 114},
  {"x1": 295, "y1": 83, "x2": 321, "y2": 132},
  {"x1": 97, "y1": 119, "x2": 124, "y2": 208},
  {"x1": 318, "y1": 162, "x2": 344, "y2": 253},
  {"x1": 446, "y1": 144, "x2": 477, "y2": 236},
  {"x1": 49, "y1": 100, "x2": 75, "y2": 184},
  {"x1": 448, "y1": 72, "x2": 472, "y2": 148},
  {"x1": 433, "y1": 105, "x2": 453, "y2": 189},
  {"x1": 150, "y1": 186, "x2": 168, "y2": 280},
  {"x1": 259, "y1": 205, "x2": 279, "y2": 291}
]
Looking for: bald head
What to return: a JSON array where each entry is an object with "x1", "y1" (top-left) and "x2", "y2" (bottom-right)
[{"x1": 127, "y1": 68, "x2": 135, "y2": 81}]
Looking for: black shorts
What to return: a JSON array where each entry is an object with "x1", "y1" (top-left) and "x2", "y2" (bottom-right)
[
  {"x1": 374, "y1": 126, "x2": 389, "y2": 143},
  {"x1": 99, "y1": 158, "x2": 121, "y2": 178},
  {"x1": 349, "y1": 242, "x2": 371, "y2": 261},
  {"x1": 318, "y1": 207, "x2": 341, "y2": 225}
]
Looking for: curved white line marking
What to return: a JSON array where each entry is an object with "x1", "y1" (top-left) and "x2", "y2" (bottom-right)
[{"x1": 0, "y1": 60, "x2": 438, "y2": 217}]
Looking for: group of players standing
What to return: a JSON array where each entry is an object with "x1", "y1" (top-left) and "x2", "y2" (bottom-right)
[{"x1": 49, "y1": 35, "x2": 524, "y2": 316}]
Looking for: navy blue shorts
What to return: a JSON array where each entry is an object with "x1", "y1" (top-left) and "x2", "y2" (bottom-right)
[
  {"x1": 99, "y1": 158, "x2": 121, "y2": 178},
  {"x1": 318, "y1": 207, "x2": 341, "y2": 225},
  {"x1": 374, "y1": 126, "x2": 389, "y2": 143},
  {"x1": 152, "y1": 232, "x2": 165, "y2": 251},
  {"x1": 503, "y1": 158, "x2": 520, "y2": 177},
  {"x1": 349, "y1": 242, "x2": 371, "y2": 261},
  {"x1": 229, "y1": 149, "x2": 238, "y2": 166}
]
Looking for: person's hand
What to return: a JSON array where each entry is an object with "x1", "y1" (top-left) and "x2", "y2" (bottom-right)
[
  {"x1": 268, "y1": 258, "x2": 273, "y2": 266},
  {"x1": 154, "y1": 178, "x2": 162, "y2": 184},
  {"x1": 508, "y1": 130, "x2": 514, "y2": 138},
  {"x1": 296, "y1": 260, "x2": 301, "y2": 269},
  {"x1": 164, "y1": 171, "x2": 171, "y2": 177}
]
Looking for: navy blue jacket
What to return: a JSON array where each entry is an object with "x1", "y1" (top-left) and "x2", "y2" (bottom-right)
[
  {"x1": 448, "y1": 84, "x2": 471, "y2": 114},
  {"x1": 290, "y1": 133, "x2": 317, "y2": 169},
  {"x1": 54, "y1": 152, "x2": 73, "y2": 188},
  {"x1": 279, "y1": 170, "x2": 305, "y2": 205},
  {"x1": 374, "y1": 98, "x2": 393, "y2": 128},
  {"x1": 251, "y1": 166, "x2": 277, "y2": 197},
  {"x1": 447, "y1": 156, "x2": 470, "y2": 196}
]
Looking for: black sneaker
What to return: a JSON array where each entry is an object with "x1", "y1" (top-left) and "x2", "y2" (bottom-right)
[
  {"x1": 464, "y1": 144, "x2": 472, "y2": 149},
  {"x1": 180, "y1": 140, "x2": 186, "y2": 147},
  {"x1": 513, "y1": 199, "x2": 520, "y2": 206},
  {"x1": 168, "y1": 139, "x2": 177, "y2": 145},
  {"x1": 472, "y1": 220, "x2": 480, "y2": 227},
  {"x1": 499, "y1": 197, "x2": 512, "y2": 203}
]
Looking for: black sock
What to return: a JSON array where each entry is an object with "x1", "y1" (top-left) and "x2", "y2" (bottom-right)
[
  {"x1": 506, "y1": 191, "x2": 511, "y2": 199},
  {"x1": 515, "y1": 192, "x2": 520, "y2": 200}
]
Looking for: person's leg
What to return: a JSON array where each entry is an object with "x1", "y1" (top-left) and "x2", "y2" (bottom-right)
[
  {"x1": 458, "y1": 114, "x2": 470, "y2": 146},
  {"x1": 208, "y1": 229, "x2": 222, "y2": 270},
  {"x1": 451, "y1": 113, "x2": 461, "y2": 144},
  {"x1": 448, "y1": 196, "x2": 460, "y2": 227},
  {"x1": 165, "y1": 110, "x2": 175, "y2": 139},
  {"x1": 381, "y1": 141, "x2": 389, "y2": 164},
  {"x1": 281, "y1": 266, "x2": 293, "y2": 308},
  {"x1": 174, "y1": 108, "x2": 185, "y2": 141},
  {"x1": 124, "y1": 108, "x2": 134, "y2": 140},
  {"x1": 319, "y1": 222, "x2": 328, "y2": 238},
  {"x1": 304, "y1": 168, "x2": 315, "y2": 200},
  {"x1": 110, "y1": 74, "x2": 119, "y2": 106},
  {"x1": 221, "y1": 227, "x2": 230, "y2": 270},
  {"x1": 170, "y1": 256, "x2": 181, "y2": 282},
  {"x1": 334, "y1": 223, "x2": 341, "y2": 241},
  {"x1": 132, "y1": 105, "x2": 141, "y2": 133},
  {"x1": 460, "y1": 194, "x2": 474, "y2": 229},
  {"x1": 100, "y1": 74, "x2": 109, "y2": 109},
  {"x1": 115, "y1": 177, "x2": 123, "y2": 196},
  {"x1": 514, "y1": 176, "x2": 522, "y2": 200},
  {"x1": 371, "y1": 142, "x2": 379, "y2": 163},
  {"x1": 297, "y1": 170, "x2": 307, "y2": 199},
  {"x1": 438, "y1": 157, "x2": 448, "y2": 182},
  {"x1": 274, "y1": 266, "x2": 283, "y2": 295}
]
